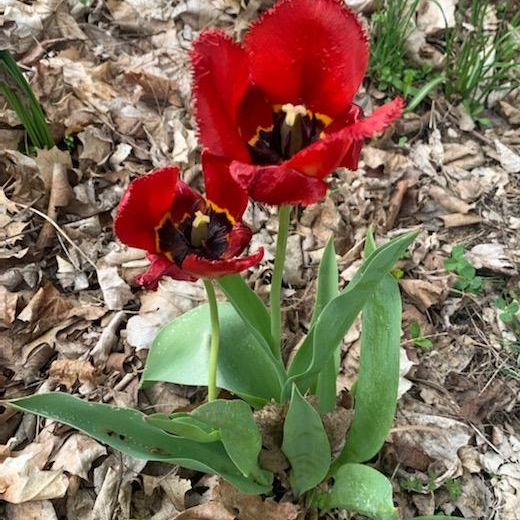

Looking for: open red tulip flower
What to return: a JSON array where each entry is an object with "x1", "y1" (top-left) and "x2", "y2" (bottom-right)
[
  {"x1": 191, "y1": 0, "x2": 404, "y2": 207},
  {"x1": 114, "y1": 165, "x2": 264, "y2": 290}
]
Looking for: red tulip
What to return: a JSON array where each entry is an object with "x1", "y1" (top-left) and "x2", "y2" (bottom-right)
[
  {"x1": 191, "y1": 0, "x2": 404, "y2": 208},
  {"x1": 114, "y1": 165, "x2": 263, "y2": 290}
]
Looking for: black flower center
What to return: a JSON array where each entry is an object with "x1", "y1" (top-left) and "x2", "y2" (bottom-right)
[
  {"x1": 155, "y1": 200, "x2": 234, "y2": 266},
  {"x1": 247, "y1": 103, "x2": 331, "y2": 165}
]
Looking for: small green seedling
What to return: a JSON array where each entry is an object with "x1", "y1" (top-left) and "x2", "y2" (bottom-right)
[
  {"x1": 496, "y1": 281, "x2": 520, "y2": 340},
  {"x1": 444, "y1": 245, "x2": 482, "y2": 294},
  {"x1": 443, "y1": 478, "x2": 462, "y2": 501},
  {"x1": 409, "y1": 320, "x2": 433, "y2": 349},
  {"x1": 400, "y1": 471, "x2": 462, "y2": 500}
]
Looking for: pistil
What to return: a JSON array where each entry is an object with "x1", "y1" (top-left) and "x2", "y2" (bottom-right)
[{"x1": 280, "y1": 103, "x2": 307, "y2": 157}]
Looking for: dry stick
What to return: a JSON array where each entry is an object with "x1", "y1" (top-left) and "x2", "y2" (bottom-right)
[
  {"x1": 13, "y1": 201, "x2": 97, "y2": 269},
  {"x1": 36, "y1": 161, "x2": 73, "y2": 249}
]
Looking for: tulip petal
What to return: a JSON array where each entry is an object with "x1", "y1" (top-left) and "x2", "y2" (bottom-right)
[
  {"x1": 225, "y1": 222, "x2": 253, "y2": 258},
  {"x1": 191, "y1": 30, "x2": 251, "y2": 161},
  {"x1": 114, "y1": 166, "x2": 180, "y2": 252},
  {"x1": 335, "y1": 97, "x2": 405, "y2": 141},
  {"x1": 136, "y1": 253, "x2": 197, "y2": 290},
  {"x1": 285, "y1": 97, "x2": 405, "y2": 175},
  {"x1": 284, "y1": 134, "x2": 355, "y2": 179},
  {"x1": 244, "y1": 0, "x2": 368, "y2": 117},
  {"x1": 182, "y1": 248, "x2": 264, "y2": 278},
  {"x1": 202, "y1": 151, "x2": 248, "y2": 220},
  {"x1": 230, "y1": 161, "x2": 328, "y2": 206}
]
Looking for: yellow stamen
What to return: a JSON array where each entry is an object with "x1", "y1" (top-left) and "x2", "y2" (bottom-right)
[
  {"x1": 191, "y1": 210, "x2": 210, "y2": 247},
  {"x1": 193, "y1": 210, "x2": 210, "y2": 228},
  {"x1": 281, "y1": 103, "x2": 307, "y2": 126}
]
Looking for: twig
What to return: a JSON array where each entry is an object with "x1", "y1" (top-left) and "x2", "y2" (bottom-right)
[{"x1": 13, "y1": 201, "x2": 97, "y2": 269}]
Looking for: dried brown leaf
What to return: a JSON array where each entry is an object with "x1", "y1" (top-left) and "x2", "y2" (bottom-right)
[
  {"x1": 51, "y1": 434, "x2": 106, "y2": 480},
  {"x1": 399, "y1": 278, "x2": 449, "y2": 311},
  {"x1": 440, "y1": 213, "x2": 482, "y2": 227},
  {"x1": 428, "y1": 185, "x2": 471, "y2": 214},
  {"x1": 215, "y1": 481, "x2": 300, "y2": 520},
  {"x1": 0, "y1": 286, "x2": 19, "y2": 327},
  {"x1": 0, "y1": 440, "x2": 68, "y2": 503},
  {"x1": 96, "y1": 266, "x2": 133, "y2": 311},
  {"x1": 48, "y1": 359, "x2": 102, "y2": 392}
]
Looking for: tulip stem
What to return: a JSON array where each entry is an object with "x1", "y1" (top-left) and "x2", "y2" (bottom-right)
[
  {"x1": 203, "y1": 278, "x2": 220, "y2": 402},
  {"x1": 270, "y1": 204, "x2": 291, "y2": 356}
]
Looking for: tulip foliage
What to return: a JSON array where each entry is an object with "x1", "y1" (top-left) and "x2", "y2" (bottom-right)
[{"x1": 6, "y1": 1, "x2": 461, "y2": 519}]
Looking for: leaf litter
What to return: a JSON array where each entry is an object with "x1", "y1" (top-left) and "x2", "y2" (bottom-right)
[{"x1": 1, "y1": 0, "x2": 520, "y2": 518}]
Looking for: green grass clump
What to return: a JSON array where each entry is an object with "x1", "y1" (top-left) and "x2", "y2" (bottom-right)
[
  {"x1": 0, "y1": 50, "x2": 55, "y2": 150},
  {"x1": 368, "y1": 0, "x2": 520, "y2": 119}
]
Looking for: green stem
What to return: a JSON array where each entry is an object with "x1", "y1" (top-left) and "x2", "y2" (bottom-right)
[
  {"x1": 270, "y1": 204, "x2": 291, "y2": 356},
  {"x1": 203, "y1": 278, "x2": 220, "y2": 402}
]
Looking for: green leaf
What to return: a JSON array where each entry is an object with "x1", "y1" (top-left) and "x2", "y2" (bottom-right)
[
  {"x1": 469, "y1": 276, "x2": 482, "y2": 293},
  {"x1": 332, "y1": 270, "x2": 401, "y2": 467},
  {"x1": 285, "y1": 230, "x2": 418, "y2": 398},
  {"x1": 311, "y1": 238, "x2": 340, "y2": 413},
  {"x1": 192, "y1": 399, "x2": 270, "y2": 485},
  {"x1": 415, "y1": 337, "x2": 433, "y2": 349},
  {"x1": 281, "y1": 385, "x2": 331, "y2": 496},
  {"x1": 409, "y1": 320, "x2": 421, "y2": 339},
  {"x1": 141, "y1": 302, "x2": 285, "y2": 407},
  {"x1": 443, "y1": 258, "x2": 459, "y2": 271},
  {"x1": 310, "y1": 238, "x2": 340, "y2": 327},
  {"x1": 459, "y1": 263, "x2": 476, "y2": 280},
  {"x1": 146, "y1": 413, "x2": 221, "y2": 443},
  {"x1": 315, "y1": 463, "x2": 398, "y2": 520},
  {"x1": 453, "y1": 278, "x2": 469, "y2": 291},
  {"x1": 218, "y1": 274, "x2": 274, "y2": 353},
  {"x1": 6, "y1": 393, "x2": 271, "y2": 494},
  {"x1": 451, "y1": 245, "x2": 465, "y2": 259}
]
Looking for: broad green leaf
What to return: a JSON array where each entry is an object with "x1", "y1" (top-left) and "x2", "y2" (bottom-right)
[
  {"x1": 146, "y1": 413, "x2": 221, "y2": 443},
  {"x1": 141, "y1": 302, "x2": 285, "y2": 406},
  {"x1": 192, "y1": 400, "x2": 270, "y2": 485},
  {"x1": 315, "y1": 463, "x2": 398, "y2": 520},
  {"x1": 332, "y1": 240, "x2": 402, "y2": 467},
  {"x1": 285, "y1": 231, "x2": 417, "y2": 398},
  {"x1": 281, "y1": 385, "x2": 331, "y2": 496},
  {"x1": 310, "y1": 238, "x2": 340, "y2": 413},
  {"x1": 218, "y1": 274, "x2": 274, "y2": 353},
  {"x1": 6, "y1": 393, "x2": 271, "y2": 494}
]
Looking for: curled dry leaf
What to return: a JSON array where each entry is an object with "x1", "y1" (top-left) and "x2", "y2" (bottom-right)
[
  {"x1": 96, "y1": 265, "x2": 133, "y2": 311},
  {"x1": 440, "y1": 213, "x2": 482, "y2": 228},
  {"x1": 0, "y1": 440, "x2": 69, "y2": 503},
  {"x1": 5, "y1": 500, "x2": 58, "y2": 520},
  {"x1": 51, "y1": 433, "x2": 107, "y2": 480},
  {"x1": 466, "y1": 243, "x2": 518, "y2": 276},
  {"x1": 174, "y1": 502, "x2": 235, "y2": 520},
  {"x1": 78, "y1": 127, "x2": 113, "y2": 166},
  {"x1": 213, "y1": 481, "x2": 300, "y2": 520},
  {"x1": 393, "y1": 410, "x2": 471, "y2": 477},
  {"x1": 0, "y1": 286, "x2": 18, "y2": 327},
  {"x1": 416, "y1": 0, "x2": 457, "y2": 34},
  {"x1": 48, "y1": 358, "x2": 102, "y2": 393},
  {"x1": 428, "y1": 185, "x2": 471, "y2": 214},
  {"x1": 494, "y1": 139, "x2": 520, "y2": 174},
  {"x1": 399, "y1": 278, "x2": 449, "y2": 311}
]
